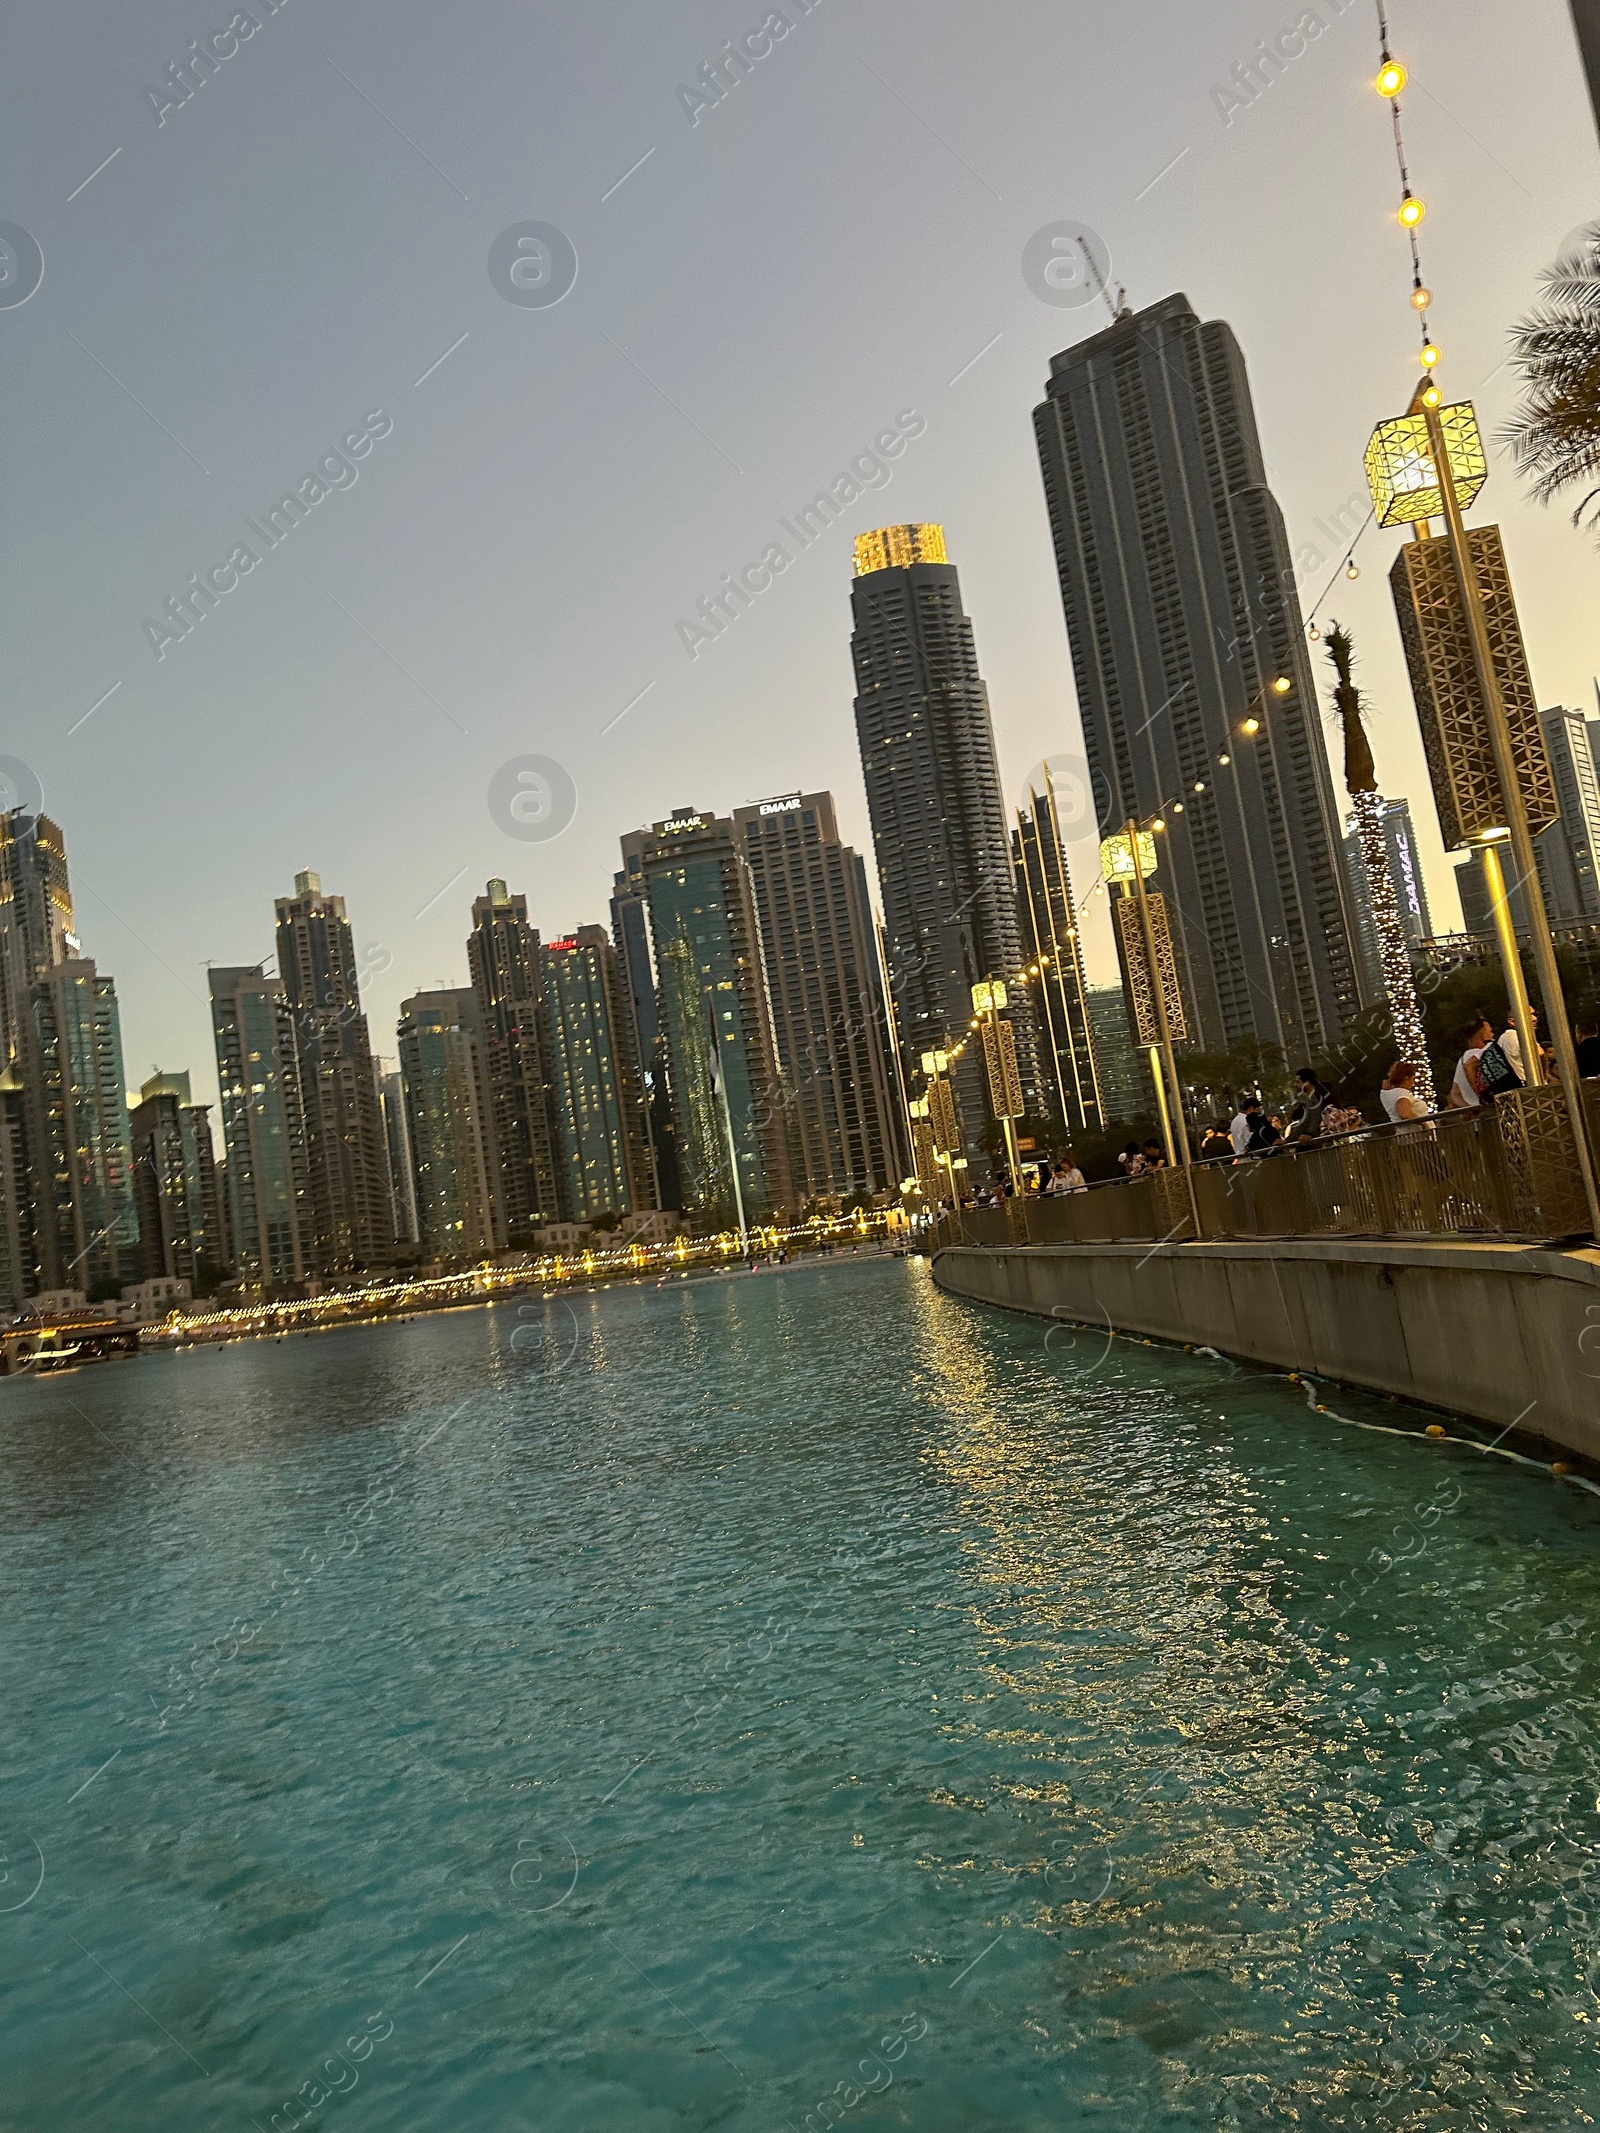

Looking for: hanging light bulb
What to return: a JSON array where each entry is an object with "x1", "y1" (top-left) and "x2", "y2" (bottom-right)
[
  {"x1": 1376, "y1": 56, "x2": 1407, "y2": 97},
  {"x1": 1419, "y1": 339, "x2": 1441, "y2": 368},
  {"x1": 1218, "y1": 752, "x2": 1231, "y2": 765},
  {"x1": 1193, "y1": 780, "x2": 1207, "y2": 794},
  {"x1": 1308, "y1": 622, "x2": 1321, "y2": 641},
  {"x1": 1272, "y1": 676, "x2": 1292, "y2": 695},
  {"x1": 1345, "y1": 561, "x2": 1361, "y2": 580},
  {"x1": 1411, "y1": 282, "x2": 1432, "y2": 311},
  {"x1": 1399, "y1": 193, "x2": 1425, "y2": 228},
  {"x1": 1172, "y1": 802, "x2": 1185, "y2": 813},
  {"x1": 1421, "y1": 381, "x2": 1442, "y2": 408}
]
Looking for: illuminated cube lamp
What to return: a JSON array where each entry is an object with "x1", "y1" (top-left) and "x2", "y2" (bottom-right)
[{"x1": 1363, "y1": 400, "x2": 1487, "y2": 529}]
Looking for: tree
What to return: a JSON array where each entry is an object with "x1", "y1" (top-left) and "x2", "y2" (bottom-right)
[
  {"x1": 1323, "y1": 621, "x2": 1435, "y2": 1107},
  {"x1": 1504, "y1": 223, "x2": 1600, "y2": 534}
]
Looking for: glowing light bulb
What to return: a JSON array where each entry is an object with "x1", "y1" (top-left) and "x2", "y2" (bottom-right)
[
  {"x1": 1399, "y1": 193, "x2": 1425, "y2": 228},
  {"x1": 1218, "y1": 753, "x2": 1231, "y2": 765},
  {"x1": 1172, "y1": 802, "x2": 1185, "y2": 813},
  {"x1": 1420, "y1": 340, "x2": 1441, "y2": 368},
  {"x1": 1153, "y1": 816, "x2": 1167, "y2": 831},
  {"x1": 1411, "y1": 283, "x2": 1432, "y2": 311},
  {"x1": 1193, "y1": 781, "x2": 1206, "y2": 794},
  {"x1": 1421, "y1": 382, "x2": 1441, "y2": 408},
  {"x1": 1376, "y1": 58, "x2": 1407, "y2": 97},
  {"x1": 1308, "y1": 623, "x2": 1321, "y2": 641},
  {"x1": 1272, "y1": 677, "x2": 1292, "y2": 695},
  {"x1": 1242, "y1": 717, "x2": 1261, "y2": 735},
  {"x1": 1345, "y1": 561, "x2": 1361, "y2": 580}
]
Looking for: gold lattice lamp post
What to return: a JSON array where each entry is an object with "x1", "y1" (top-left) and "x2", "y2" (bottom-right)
[
  {"x1": 971, "y1": 980, "x2": 1025, "y2": 1186},
  {"x1": 1100, "y1": 826, "x2": 1193, "y2": 1178}
]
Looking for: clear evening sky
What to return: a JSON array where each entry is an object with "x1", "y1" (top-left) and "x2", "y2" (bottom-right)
[{"x1": 5, "y1": 0, "x2": 1597, "y2": 1110}]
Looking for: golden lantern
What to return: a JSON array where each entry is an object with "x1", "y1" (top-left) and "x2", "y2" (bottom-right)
[
  {"x1": 1099, "y1": 829, "x2": 1157, "y2": 883},
  {"x1": 1364, "y1": 399, "x2": 1487, "y2": 528}
]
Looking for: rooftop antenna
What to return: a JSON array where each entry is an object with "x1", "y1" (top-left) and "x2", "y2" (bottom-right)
[{"x1": 1077, "y1": 237, "x2": 1130, "y2": 324}]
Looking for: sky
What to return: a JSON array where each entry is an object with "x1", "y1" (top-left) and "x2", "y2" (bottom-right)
[{"x1": 5, "y1": 0, "x2": 1598, "y2": 1114}]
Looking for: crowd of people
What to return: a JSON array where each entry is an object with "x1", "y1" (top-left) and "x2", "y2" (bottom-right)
[{"x1": 939, "y1": 1007, "x2": 1600, "y2": 1210}]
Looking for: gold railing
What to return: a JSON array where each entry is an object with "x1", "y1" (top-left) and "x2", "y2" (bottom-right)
[{"x1": 930, "y1": 1088, "x2": 1596, "y2": 1253}]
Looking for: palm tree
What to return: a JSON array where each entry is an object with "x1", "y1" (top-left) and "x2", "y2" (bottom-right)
[
  {"x1": 1504, "y1": 222, "x2": 1600, "y2": 533},
  {"x1": 1324, "y1": 623, "x2": 1436, "y2": 1108}
]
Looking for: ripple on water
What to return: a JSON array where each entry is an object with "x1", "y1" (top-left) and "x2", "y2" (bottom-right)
[{"x1": 1, "y1": 1257, "x2": 1599, "y2": 2130}]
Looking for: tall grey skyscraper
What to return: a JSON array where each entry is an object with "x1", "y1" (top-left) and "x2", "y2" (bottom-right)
[
  {"x1": 1033, "y1": 294, "x2": 1361, "y2": 1059},
  {"x1": 1573, "y1": 1, "x2": 1600, "y2": 140},
  {"x1": 210, "y1": 964, "x2": 310, "y2": 1290},
  {"x1": 397, "y1": 989, "x2": 500, "y2": 1262},
  {"x1": 274, "y1": 870, "x2": 392, "y2": 1273},
  {"x1": 466, "y1": 880, "x2": 563, "y2": 1243},
  {"x1": 849, "y1": 524, "x2": 1039, "y2": 1139},
  {"x1": 732, "y1": 791, "x2": 908, "y2": 1202},
  {"x1": 1534, "y1": 705, "x2": 1600, "y2": 922},
  {"x1": 1342, "y1": 799, "x2": 1433, "y2": 1001},
  {"x1": 543, "y1": 927, "x2": 653, "y2": 1222},
  {"x1": 1013, "y1": 777, "x2": 1102, "y2": 1140}
]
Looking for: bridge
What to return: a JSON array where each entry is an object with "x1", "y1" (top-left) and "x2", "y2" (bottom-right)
[{"x1": 930, "y1": 1087, "x2": 1600, "y2": 1465}]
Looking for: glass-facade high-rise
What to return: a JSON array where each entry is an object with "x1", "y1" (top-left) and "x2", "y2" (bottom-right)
[
  {"x1": 274, "y1": 870, "x2": 392, "y2": 1273},
  {"x1": 128, "y1": 1070, "x2": 227, "y2": 1291},
  {"x1": 31, "y1": 959, "x2": 138, "y2": 1294},
  {"x1": 1033, "y1": 294, "x2": 1360, "y2": 1060},
  {"x1": 397, "y1": 989, "x2": 500, "y2": 1263},
  {"x1": 209, "y1": 965, "x2": 310, "y2": 1290},
  {"x1": 1013, "y1": 776, "x2": 1103, "y2": 1140},
  {"x1": 1086, "y1": 985, "x2": 1149, "y2": 1126},
  {"x1": 543, "y1": 927, "x2": 652, "y2": 1222},
  {"x1": 467, "y1": 880, "x2": 562, "y2": 1242},
  {"x1": 1534, "y1": 705, "x2": 1600, "y2": 922},
  {"x1": 623, "y1": 811, "x2": 795, "y2": 1225},
  {"x1": 611, "y1": 858, "x2": 677, "y2": 1212},
  {"x1": 849, "y1": 525, "x2": 1040, "y2": 1140},
  {"x1": 731, "y1": 791, "x2": 907, "y2": 1203},
  {"x1": 375, "y1": 1059, "x2": 419, "y2": 1247}
]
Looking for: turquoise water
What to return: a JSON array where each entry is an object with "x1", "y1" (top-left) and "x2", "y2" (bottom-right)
[{"x1": 3, "y1": 1256, "x2": 1600, "y2": 2130}]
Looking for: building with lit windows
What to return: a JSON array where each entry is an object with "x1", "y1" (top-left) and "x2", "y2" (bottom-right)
[
  {"x1": 610, "y1": 858, "x2": 677, "y2": 1212},
  {"x1": 209, "y1": 965, "x2": 310, "y2": 1289},
  {"x1": 467, "y1": 880, "x2": 562, "y2": 1244},
  {"x1": 30, "y1": 958, "x2": 139, "y2": 1295},
  {"x1": 128, "y1": 1070, "x2": 227, "y2": 1291},
  {"x1": 543, "y1": 927, "x2": 653, "y2": 1222},
  {"x1": 397, "y1": 989, "x2": 500, "y2": 1263},
  {"x1": 274, "y1": 871, "x2": 392, "y2": 1273},
  {"x1": 1013, "y1": 778, "x2": 1102, "y2": 1138},
  {"x1": 849, "y1": 525, "x2": 1041, "y2": 1141},
  {"x1": 621, "y1": 811, "x2": 795, "y2": 1225},
  {"x1": 731, "y1": 791, "x2": 906, "y2": 1202},
  {"x1": 1033, "y1": 295, "x2": 1361, "y2": 1058}
]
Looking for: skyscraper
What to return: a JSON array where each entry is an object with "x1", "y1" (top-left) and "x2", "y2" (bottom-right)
[
  {"x1": 849, "y1": 524, "x2": 1040, "y2": 1139},
  {"x1": 209, "y1": 964, "x2": 310, "y2": 1289},
  {"x1": 128, "y1": 1070, "x2": 226, "y2": 1291},
  {"x1": 0, "y1": 811, "x2": 73, "y2": 1068},
  {"x1": 623, "y1": 810, "x2": 795, "y2": 1224},
  {"x1": 1086, "y1": 986, "x2": 1148, "y2": 1125},
  {"x1": 1033, "y1": 294, "x2": 1361, "y2": 1060},
  {"x1": 543, "y1": 927, "x2": 653, "y2": 1222},
  {"x1": 0, "y1": 1065, "x2": 31, "y2": 1314},
  {"x1": 1534, "y1": 705, "x2": 1600, "y2": 922},
  {"x1": 1573, "y1": 0, "x2": 1600, "y2": 141},
  {"x1": 611, "y1": 858, "x2": 677, "y2": 1212},
  {"x1": 732, "y1": 791, "x2": 907, "y2": 1203},
  {"x1": 1013, "y1": 775, "x2": 1102, "y2": 1139},
  {"x1": 375, "y1": 1058, "x2": 419, "y2": 1247},
  {"x1": 274, "y1": 870, "x2": 392, "y2": 1274},
  {"x1": 1342, "y1": 798, "x2": 1433, "y2": 1000},
  {"x1": 397, "y1": 989, "x2": 500, "y2": 1262},
  {"x1": 466, "y1": 880, "x2": 562, "y2": 1243},
  {"x1": 30, "y1": 959, "x2": 139, "y2": 1294}
]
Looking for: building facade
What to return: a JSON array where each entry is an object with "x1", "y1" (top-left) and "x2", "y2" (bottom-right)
[
  {"x1": 209, "y1": 964, "x2": 310, "y2": 1289},
  {"x1": 274, "y1": 871, "x2": 392, "y2": 1274},
  {"x1": 128, "y1": 1070, "x2": 226, "y2": 1292},
  {"x1": 543, "y1": 927, "x2": 653, "y2": 1222},
  {"x1": 397, "y1": 989, "x2": 500, "y2": 1263},
  {"x1": 623, "y1": 811, "x2": 795, "y2": 1225},
  {"x1": 375, "y1": 1059, "x2": 419, "y2": 1247},
  {"x1": 611, "y1": 859, "x2": 678, "y2": 1212},
  {"x1": 731, "y1": 791, "x2": 907, "y2": 1203},
  {"x1": 1033, "y1": 293, "x2": 1361, "y2": 1061},
  {"x1": 849, "y1": 524, "x2": 1040, "y2": 1141},
  {"x1": 1086, "y1": 984, "x2": 1149, "y2": 1126},
  {"x1": 1574, "y1": 0, "x2": 1600, "y2": 141},
  {"x1": 1013, "y1": 778, "x2": 1103, "y2": 1139},
  {"x1": 466, "y1": 880, "x2": 562, "y2": 1243},
  {"x1": 1534, "y1": 705, "x2": 1600, "y2": 922},
  {"x1": 29, "y1": 959, "x2": 139, "y2": 1295},
  {"x1": 1342, "y1": 798, "x2": 1434, "y2": 1003}
]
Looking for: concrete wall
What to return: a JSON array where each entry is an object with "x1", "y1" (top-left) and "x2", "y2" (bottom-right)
[{"x1": 933, "y1": 1238, "x2": 1600, "y2": 1462}]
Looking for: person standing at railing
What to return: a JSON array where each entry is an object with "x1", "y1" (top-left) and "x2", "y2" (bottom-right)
[
  {"x1": 1231, "y1": 1098, "x2": 1263, "y2": 1157},
  {"x1": 1047, "y1": 1159, "x2": 1086, "y2": 1194},
  {"x1": 1448, "y1": 1015, "x2": 1494, "y2": 1109},
  {"x1": 1141, "y1": 1138, "x2": 1169, "y2": 1171},
  {"x1": 1380, "y1": 1060, "x2": 1431, "y2": 1125},
  {"x1": 1285, "y1": 1068, "x2": 1331, "y2": 1145},
  {"x1": 1199, "y1": 1120, "x2": 1233, "y2": 1160}
]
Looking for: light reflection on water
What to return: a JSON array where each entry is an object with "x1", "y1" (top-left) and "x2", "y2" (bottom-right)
[{"x1": 1, "y1": 1256, "x2": 1598, "y2": 2130}]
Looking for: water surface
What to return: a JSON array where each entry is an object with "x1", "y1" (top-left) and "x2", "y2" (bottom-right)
[{"x1": 2, "y1": 1256, "x2": 1599, "y2": 2130}]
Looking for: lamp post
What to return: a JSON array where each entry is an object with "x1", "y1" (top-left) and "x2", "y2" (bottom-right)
[
  {"x1": 972, "y1": 979, "x2": 1024, "y2": 1189},
  {"x1": 1368, "y1": 380, "x2": 1600, "y2": 1237},
  {"x1": 1101, "y1": 821, "x2": 1193, "y2": 1171}
]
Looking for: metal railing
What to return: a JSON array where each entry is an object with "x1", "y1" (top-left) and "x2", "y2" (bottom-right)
[{"x1": 931, "y1": 1085, "x2": 1599, "y2": 1253}]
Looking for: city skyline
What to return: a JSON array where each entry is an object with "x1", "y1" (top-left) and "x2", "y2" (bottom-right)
[{"x1": 6, "y1": 0, "x2": 1596, "y2": 1127}]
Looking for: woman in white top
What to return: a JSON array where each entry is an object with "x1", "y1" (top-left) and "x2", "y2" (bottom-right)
[{"x1": 1379, "y1": 1059, "x2": 1430, "y2": 1125}]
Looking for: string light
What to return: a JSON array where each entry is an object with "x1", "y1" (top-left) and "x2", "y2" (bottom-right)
[
  {"x1": 1376, "y1": 0, "x2": 1438, "y2": 375},
  {"x1": 1345, "y1": 561, "x2": 1361, "y2": 580},
  {"x1": 1241, "y1": 716, "x2": 1261, "y2": 735},
  {"x1": 1272, "y1": 676, "x2": 1292, "y2": 695}
]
